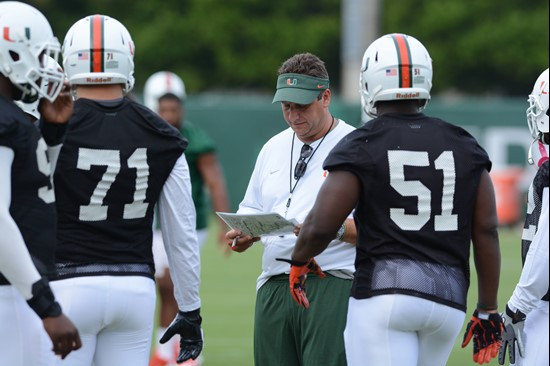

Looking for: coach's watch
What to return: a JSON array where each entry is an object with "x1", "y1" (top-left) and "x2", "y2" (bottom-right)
[{"x1": 336, "y1": 222, "x2": 346, "y2": 241}]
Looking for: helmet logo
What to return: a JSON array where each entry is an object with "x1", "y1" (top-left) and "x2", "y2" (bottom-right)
[
  {"x1": 287, "y1": 78, "x2": 297, "y2": 86},
  {"x1": 3, "y1": 27, "x2": 16, "y2": 42},
  {"x1": 396, "y1": 92, "x2": 420, "y2": 99}
]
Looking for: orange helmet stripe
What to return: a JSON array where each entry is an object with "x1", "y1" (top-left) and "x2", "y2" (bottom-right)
[
  {"x1": 391, "y1": 34, "x2": 413, "y2": 88},
  {"x1": 90, "y1": 15, "x2": 104, "y2": 73}
]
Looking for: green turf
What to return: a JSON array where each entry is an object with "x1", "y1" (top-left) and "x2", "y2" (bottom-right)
[{"x1": 187, "y1": 226, "x2": 523, "y2": 366}]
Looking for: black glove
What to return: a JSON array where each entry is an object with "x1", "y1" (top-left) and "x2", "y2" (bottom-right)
[
  {"x1": 159, "y1": 308, "x2": 203, "y2": 363},
  {"x1": 498, "y1": 304, "x2": 526, "y2": 365},
  {"x1": 462, "y1": 310, "x2": 504, "y2": 364}
]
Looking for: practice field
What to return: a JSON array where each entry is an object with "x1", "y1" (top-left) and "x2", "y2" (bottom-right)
[{"x1": 182, "y1": 226, "x2": 523, "y2": 366}]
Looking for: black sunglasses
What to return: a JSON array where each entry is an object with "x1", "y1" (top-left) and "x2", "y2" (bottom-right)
[{"x1": 294, "y1": 144, "x2": 313, "y2": 180}]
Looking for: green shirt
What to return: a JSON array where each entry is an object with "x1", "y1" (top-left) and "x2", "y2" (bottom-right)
[{"x1": 181, "y1": 121, "x2": 216, "y2": 230}]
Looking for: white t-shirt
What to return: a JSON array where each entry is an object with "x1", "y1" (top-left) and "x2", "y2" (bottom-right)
[{"x1": 238, "y1": 119, "x2": 357, "y2": 290}]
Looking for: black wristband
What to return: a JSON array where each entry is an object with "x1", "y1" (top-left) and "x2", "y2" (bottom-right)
[
  {"x1": 178, "y1": 308, "x2": 202, "y2": 323},
  {"x1": 26, "y1": 278, "x2": 62, "y2": 319},
  {"x1": 505, "y1": 304, "x2": 526, "y2": 323},
  {"x1": 476, "y1": 302, "x2": 498, "y2": 311},
  {"x1": 275, "y1": 258, "x2": 308, "y2": 266},
  {"x1": 39, "y1": 120, "x2": 67, "y2": 146}
]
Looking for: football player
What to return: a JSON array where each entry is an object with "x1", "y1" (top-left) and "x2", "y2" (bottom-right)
[
  {"x1": 498, "y1": 69, "x2": 549, "y2": 366},
  {"x1": 287, "y1": 33, "x2": 503, "y2": 365},
  {"x1": 0, "y1": 2, "x2": 81, "y2": 364},
  {"x1": 46, "y1": 15, "x2": 203, "y2": 366},
  {"x1": 144, "y1": 71, "x2": 230, "y2": 366}
]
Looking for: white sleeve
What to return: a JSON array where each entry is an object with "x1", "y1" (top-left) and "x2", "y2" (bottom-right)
[
  {"x1": 157, "y1": 153, "x2": 201, "y2": 312},
  {"x1": 237, "y1": 147, "x2": 265, "y2": 214},
  {"x1": 47, "y1": 144, "x2": 62, "y2": 174},
  {"x1": 0, "y1": 146, "x2": 42, "y2": 299},
  {"x1": 508, "y1": 187, "x2": 549, "y2": 314}
]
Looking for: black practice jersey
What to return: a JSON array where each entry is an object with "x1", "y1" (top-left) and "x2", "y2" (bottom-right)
[
  {"x1": 52, "y1": 97, "x2": 187, "y2": 277},
  {"x1": 324, "y1": 113, "x2": 491, "y2": 311},
  {"x1": 521, "y1": 160, "x2": 549, "y2": 301},
  {"x1": 0, "y1": 96, "x2": 57, "y2": 285}
]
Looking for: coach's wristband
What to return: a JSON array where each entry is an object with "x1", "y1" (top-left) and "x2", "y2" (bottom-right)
[{"x1": 26, "y1": 278, "x2": 62, "y2": 319}]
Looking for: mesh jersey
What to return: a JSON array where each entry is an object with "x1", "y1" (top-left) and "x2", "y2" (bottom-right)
[
  {"x1": 0, "y1": 97, "x2": 57, "y2": 285},
  {"x1": 53, "y1": 98, "x2": 187, "y2": 275},
  {"x1": 181, "y1": 121, "x2": 216, "y2": 230},
  {"x1": 521, "y1": 160, "x2": 549, "y2": 301},
  {"x1": 324, "y1": 113, "x2": 491, "y2": 311}
]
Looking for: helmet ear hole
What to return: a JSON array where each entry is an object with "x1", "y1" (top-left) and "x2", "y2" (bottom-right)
[
  {"x1": 364, "y1": 82, "x2": 368, "y2": 92},
  {"x1": 9, "y1": 51, "x2": 20, "y2": 62},
  {"x1": 375, "y1": 51, "x2": 378, "y2": 62}
]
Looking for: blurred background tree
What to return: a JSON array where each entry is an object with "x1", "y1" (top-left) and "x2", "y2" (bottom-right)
[{"x1": 31, "y1": 0, "x2": 548, "y2": 95}]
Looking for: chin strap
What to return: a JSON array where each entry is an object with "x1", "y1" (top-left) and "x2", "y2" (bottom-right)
[{"x1": 527, "y1": 138, "x2": 548, "y2": 167}]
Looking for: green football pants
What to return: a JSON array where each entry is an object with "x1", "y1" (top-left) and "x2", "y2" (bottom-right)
[{"x1": 254, "y1": 274, "x2": 352, "y2": 366}]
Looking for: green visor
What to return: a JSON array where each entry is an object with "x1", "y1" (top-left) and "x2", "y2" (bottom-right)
[{"x1": 272, "y1": 73, "x2": 330, "y2": 105}]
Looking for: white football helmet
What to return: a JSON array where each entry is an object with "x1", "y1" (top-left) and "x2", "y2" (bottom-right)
[
  {"x1": 0, "y1": 1, "x2": 64, "y2": 102},
  {"x1": 526, "y1": 69, "x2": 549, "y2": 140},
  {"x1": 143, "y1": 71, "x2": 186, "y2": 111},
  {"x1": 15, "y1": 56, "x2": 64, "y2": 120},
  {"x1": 359, "y1": 33, "x2": 433, "y2": 117},
  {"x1": 62, "y1": 15, "x2": 135, "y2": 93}
]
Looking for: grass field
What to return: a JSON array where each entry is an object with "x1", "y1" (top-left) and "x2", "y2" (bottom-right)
[{"x1": 175, "y1": 225, "x2": 523, "y2": 366}]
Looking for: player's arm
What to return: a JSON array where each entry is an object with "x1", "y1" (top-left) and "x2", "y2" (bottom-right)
[
  {"x1": 197, "y1": 152, "x2": 231, "y2": 245},
  {"x1": 462, "y1": 169, "x2": 503, "y2": 365},
  {"x1": 0, "y1": 146, "x2": 42, "y2": 298},
  {"x1": 292, "y1": 170, "x2": 360, "y2": 262},
  {"x1": 508, "y1": 187, "x2": 549, "y2": 314},
  {"x1": 157, "y1": 153, "x2": 203, "y2": 363},
  {"x1": 498, "y1": 186, "x2": 548, "y2": 364},
  {"x1": 0, "y1": 147, "x2": 81, "y2": 358},
  {"x1": 38, "y1": 80, "x2": 73, "y2": 172},
  {"x1": 471, "y1": 169, "x2": 501, "y2": 311}
]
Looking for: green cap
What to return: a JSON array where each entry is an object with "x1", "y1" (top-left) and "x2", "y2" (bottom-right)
[{"x1": 272, "y1": 73, "x2": 330, "y2": 104}]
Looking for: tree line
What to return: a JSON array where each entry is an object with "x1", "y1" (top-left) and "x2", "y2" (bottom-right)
[{"x1": 33, "y1": 0, "x2": 548, "y2": 96}]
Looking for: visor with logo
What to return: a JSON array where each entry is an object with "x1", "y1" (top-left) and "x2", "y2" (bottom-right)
[{"x1": 272, "y1": 73, "x2": 329, "y2": 105}]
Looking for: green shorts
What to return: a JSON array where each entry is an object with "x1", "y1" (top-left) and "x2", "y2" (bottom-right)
[{"x1": 254, "y1": 273, "x2": 352, "y2": 366}]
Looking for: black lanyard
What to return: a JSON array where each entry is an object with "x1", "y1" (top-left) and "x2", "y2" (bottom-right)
[{"x1": 285, "y1": 116, "x2": 335, "y2": 215}]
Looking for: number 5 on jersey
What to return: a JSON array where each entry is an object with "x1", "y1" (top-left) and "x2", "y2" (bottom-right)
[
  {"x1": 77, "y1": 147, "x2": 149, "y2": 221},
  {"x1": 388, "y1": 150, "x2": 457, "y2": 231}
]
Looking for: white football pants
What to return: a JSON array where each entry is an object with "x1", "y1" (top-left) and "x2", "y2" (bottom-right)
[
  {"x1": 0, "y1": 285, "x2": 55, "y2": 366},
  {"x1": 51, "y1": 275, "x2": 156, "y2": 366},
  {"x1": 512, "y1": 300, "x2": 549, "y2": 366},
  {"x1": 344, "y1": 294, "x2": 465, "y2": 366}
]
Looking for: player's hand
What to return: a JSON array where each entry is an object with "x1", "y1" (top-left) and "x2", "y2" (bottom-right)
[
  {"x1": 276, "y1": 257, "x2": 325, "y2": 309},
  {"x1": 225, "y1": 229, "x2": 260, "y2": 253},
  {"x1": 498, "y1": 304, "x2": 526, "y2": 365},
  {"x1": 38, "y1": 81, "x2": 73, "y2": 124},
  {"x1": 462, "y1": 310, "x2": 504, "y2": 364},
  {"x1": 42, "y1": 314, "x2": 82, "y2": 359},
  {"x1": 160, "y1": 308, "x2": 203, "y2": 363}
]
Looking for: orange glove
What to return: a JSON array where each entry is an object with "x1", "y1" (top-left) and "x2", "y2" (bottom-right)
[
  {"x1": 462, "y1": 310, "x2": 504, "y2": 364},
  {"x1": 276, "y1": 258, "x2": 326, "y2": 309}
]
